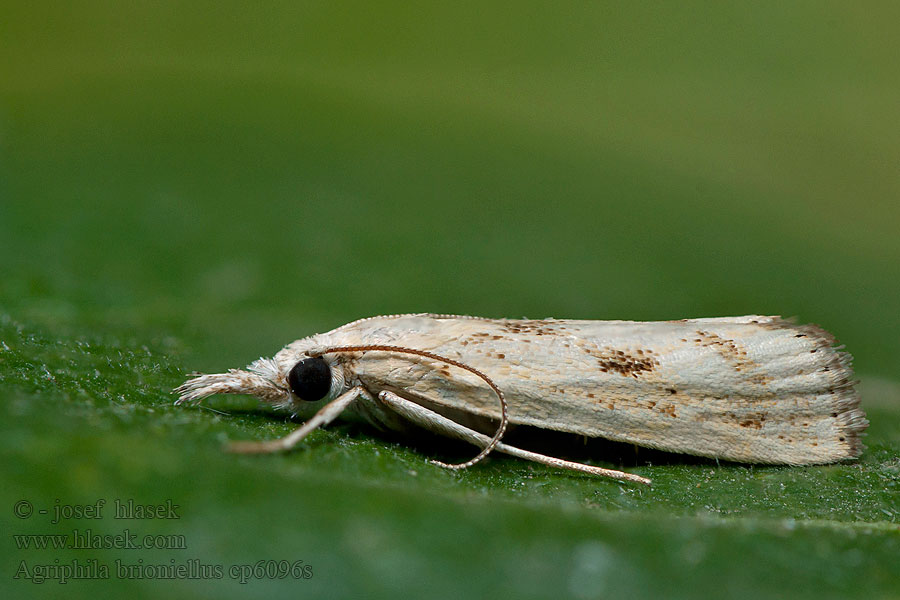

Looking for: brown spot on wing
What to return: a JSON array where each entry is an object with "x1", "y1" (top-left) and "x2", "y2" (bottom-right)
[
  {"x1": 693, "y1": 330, "x2": 773, "y2": 384},
  {"x1": 574, "y1": 339, "x2": 659, "y2": 378},
  {"x1": 726, "y1": 411, "x2": 768, "y2": 429},
  {"x1": 658, "y1": 404, "x2": 678, "y2": 418},
  {"x1": 597, "y1": 355, "x2": 657, "y2": 377},
  {"x1": 500, "y1": 320, "x2": 565, "y2": 337}
]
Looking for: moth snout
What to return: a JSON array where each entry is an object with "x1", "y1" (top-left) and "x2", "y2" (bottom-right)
[{"x1": 173, "y1": 367, "x2": 289, "y2": 406}]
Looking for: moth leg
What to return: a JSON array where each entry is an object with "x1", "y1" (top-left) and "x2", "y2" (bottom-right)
[
  {"x1": 376, "y1": 391, "x2": 651, "y2": 485},
  {"x1": 227, "y1": 386, "x2": 369, "y2": 454}
]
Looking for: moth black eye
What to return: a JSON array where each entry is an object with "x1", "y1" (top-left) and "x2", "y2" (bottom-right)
[{"x1": 287, "y1": 357, "x2": 332, "y2": 402}]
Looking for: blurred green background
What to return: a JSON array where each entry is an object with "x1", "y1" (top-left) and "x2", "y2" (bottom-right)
[{"x1": 2, "y1": 3, "x2": 898, "y2": 599}]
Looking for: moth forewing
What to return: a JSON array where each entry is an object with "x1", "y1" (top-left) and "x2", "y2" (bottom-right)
[
  {"x1": 175, "y1": 313, "x2": 867, "y2": 481},
  {"x1": 296, "y1": 314, "x2": 866, "y2": 465}
]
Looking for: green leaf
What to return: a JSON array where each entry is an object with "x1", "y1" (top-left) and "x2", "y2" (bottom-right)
[{"x1": 2, "y1": 3, "x2": 899, "y2": 598}]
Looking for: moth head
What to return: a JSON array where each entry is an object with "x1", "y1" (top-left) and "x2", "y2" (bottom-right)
[{"x1": 173, "y1": 346, "x2": 346, "y2": 417}]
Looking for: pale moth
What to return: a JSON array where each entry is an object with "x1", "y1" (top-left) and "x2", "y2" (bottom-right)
[{"x1": 174, "y1": 314, "x2": 867, "y2": 485}]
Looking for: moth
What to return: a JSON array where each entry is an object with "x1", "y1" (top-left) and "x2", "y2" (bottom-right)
[{"x1": 174, "y1": 313, "x2": 867, "y2": 485}]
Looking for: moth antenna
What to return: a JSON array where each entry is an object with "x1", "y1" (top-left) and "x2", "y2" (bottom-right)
[{"x1": 316, "y1": 344, "x2": 508, "y2": 470}]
